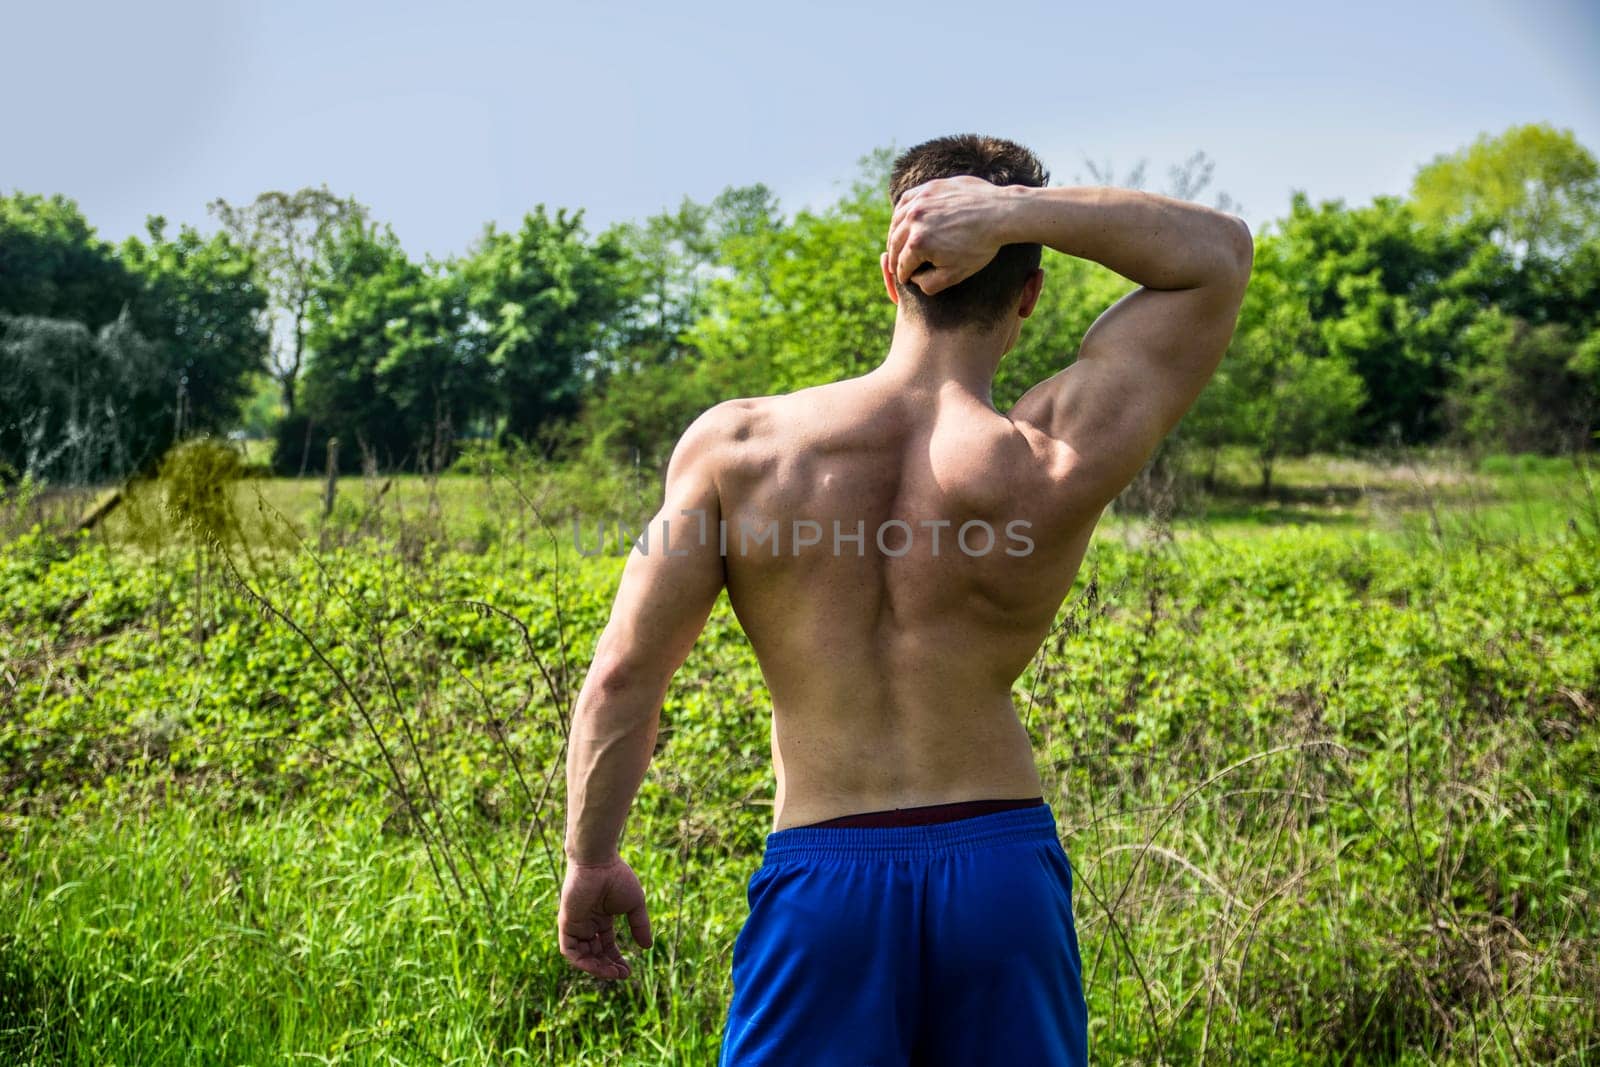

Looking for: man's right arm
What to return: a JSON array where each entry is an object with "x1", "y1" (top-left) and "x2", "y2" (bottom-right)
[{"x1": 890, "y1": 179, "x2": 1253, "y2": 505}]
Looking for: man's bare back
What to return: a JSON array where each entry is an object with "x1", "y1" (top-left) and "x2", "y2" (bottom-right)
[
  {"x1": 558, "y1": 144, "x2": 1252, "y2": 986},
  {"x1": 714, "y1": 369, "x2": 1096, "y2": 828}
]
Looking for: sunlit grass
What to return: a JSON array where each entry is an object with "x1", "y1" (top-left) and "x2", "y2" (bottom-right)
[{"x1": 1, "y1": 451, "x2": 1596, "y2": 1063}]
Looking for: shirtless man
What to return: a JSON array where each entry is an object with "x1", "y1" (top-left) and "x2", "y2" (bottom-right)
[{"x1": 558, "y1": 134, "x2": 1252, "y2": 1064}]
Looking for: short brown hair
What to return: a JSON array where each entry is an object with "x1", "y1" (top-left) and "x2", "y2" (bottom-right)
[{"x1": 889, "y1": 134, "x2": 1050, "y2": 330}]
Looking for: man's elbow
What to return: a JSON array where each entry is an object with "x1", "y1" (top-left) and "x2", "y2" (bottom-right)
[
  {"x1": 1221, "y1": 215, "x2": 1254, "y2": 283},
  {"x1": 583, "y1": 649, "x2": 664, "y2": 704}
]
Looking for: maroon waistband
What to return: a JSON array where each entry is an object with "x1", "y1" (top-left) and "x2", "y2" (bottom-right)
[{"x1": 800, "y1": 796, "x2": 1046, "y2": 830}]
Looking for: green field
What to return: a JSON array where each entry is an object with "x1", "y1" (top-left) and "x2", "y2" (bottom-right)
[{"x1": 2, "y1": 452, "x2": 1597, "y2": 1064}]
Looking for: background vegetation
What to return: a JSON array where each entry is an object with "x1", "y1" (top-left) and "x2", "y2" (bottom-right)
[
  {"x1": 1, "y1": 122, "x2": 1598, "y2": 1064},
  {"x1": 4, "y1": 123, "x2": 1598, "y2": 489}
]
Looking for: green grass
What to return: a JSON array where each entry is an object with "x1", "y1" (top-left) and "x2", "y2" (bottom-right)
[{"x1": 1, "y1": 452, "x2": 1597, "y2": 1063}]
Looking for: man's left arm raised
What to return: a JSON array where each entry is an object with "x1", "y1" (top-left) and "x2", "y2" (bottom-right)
[{"x1": 558, "y1": 410, "x2": 728, "y2": 979}]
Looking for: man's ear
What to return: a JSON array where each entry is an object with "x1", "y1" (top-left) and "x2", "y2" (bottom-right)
[
  {"x1": 880, "y1": 252, "x2": 901, "y2": 306},
  {"x1": 1017, "y1": 268, "x2": 1045, "y2": 319}
]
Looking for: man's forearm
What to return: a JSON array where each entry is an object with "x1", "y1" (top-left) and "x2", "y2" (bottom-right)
[
  {"x1": 1000, "y1": 185, "x2": 1252, "y2": 292},
  {"x1": 564, "y1": 678, "x2": 663, "y2": 865}
]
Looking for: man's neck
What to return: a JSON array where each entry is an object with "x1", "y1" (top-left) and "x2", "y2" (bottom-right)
[{"x1": 873, "y1": 317, "x2": 1010, "y2": 405}]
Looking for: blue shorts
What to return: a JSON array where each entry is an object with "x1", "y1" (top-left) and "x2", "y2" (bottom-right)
[{"x1": 719, "y1": 804, "x2": 1087, "y2": 1066}]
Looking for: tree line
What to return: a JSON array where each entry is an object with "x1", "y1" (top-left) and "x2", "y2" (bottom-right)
[{"x1": 2, "y1": 123, "x2": 1596, "y2": 489}]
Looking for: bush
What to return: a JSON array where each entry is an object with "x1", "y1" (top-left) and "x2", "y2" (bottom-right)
[{"x1": 1450, "y1": 314, "x2": 1600, "y2": 454}]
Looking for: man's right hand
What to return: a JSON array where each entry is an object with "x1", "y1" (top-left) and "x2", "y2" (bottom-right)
[
  {"x1": 887, "y1": 176, "x2": 1024, "y2": 295},
  {"x1": 558, "y1": 856, "x2": 654, "y2": 980}
]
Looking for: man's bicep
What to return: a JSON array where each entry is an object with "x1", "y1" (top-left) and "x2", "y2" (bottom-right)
[{"x1": 1014, "y1": 283, "x2": 1243, "y2": 500}]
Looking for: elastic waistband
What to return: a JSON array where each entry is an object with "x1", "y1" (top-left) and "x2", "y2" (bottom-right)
[{"x1": 762, "y1": 803, "x2": 1061, "y2": 862}]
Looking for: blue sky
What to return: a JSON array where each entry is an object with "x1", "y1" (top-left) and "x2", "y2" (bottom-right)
[{"x1": 4, "y1": 0, "x2": 1597, "y2": 259}]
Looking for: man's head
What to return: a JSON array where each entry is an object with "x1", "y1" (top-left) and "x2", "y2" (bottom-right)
[{"x1": 886, "y1": 134, "x2": 1049, "y2": 332}]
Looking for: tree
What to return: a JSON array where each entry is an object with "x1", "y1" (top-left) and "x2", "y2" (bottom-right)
[
  {"x1": 118, "y1": 218, "x2": 269, "y2": 439},
  {"x1": 1186, "y1": 234, "x2": 1366, "y2": 491},
  {"x1": 1412, "y1": 124, "x2": 1600, "y2": 261},
  {"x1": 236, "y1": 374, "x2": 283, "y2": 441},
  {"x1": 0, "y1": 195, "x2": 267, "y2": 483},
  {"x1": 0, "y1": 192, "x2": 138, "y2": 327},
  {"x1": 0, "y1": 310, "x2": 165, "y2": 482},
  {"x1": 286, "y1": 221, "x2": 492, "y2": 474},
  {"x1": 600, "y1": 197, "x2": 716, "y2": 375},
  {"x1": 209, "y1": 186, "x2": 367, "y2": 415},
  {"x1": 583, "y1": 149, "x2": 1241, "y2": 472},
  {"x1": 688, "y1": 152, "x2": 896, "y2": 399},
  {"x1": 992, "y1": 253, "x2": 1131, "y2": 410},
  {"x1": 578, "y1": 184, "x2": 783, "y2": 467},
  {"x1": 461, "y1": 207, "x2": 627, "y2": 443},
  {"x1": 1408, "y1": 127, "x2": 1600, "y2": 451},
  {"x1": 1269, "y1": 194, "x2": 1510, "y2": 444},
  {"x1": 288, "y1": 221, "x2": 422, "y2": 473}
]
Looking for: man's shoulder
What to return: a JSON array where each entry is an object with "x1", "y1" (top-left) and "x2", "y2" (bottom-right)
[
  {"x1": 679, "y1": 378, "x2": 880, "y2": 468},
  {"x1": 667, "y1": 396, "x2": 784, "y2": 480},
  {"x1": 685, "y1": 395, "x2": 778, "y2": 447}
]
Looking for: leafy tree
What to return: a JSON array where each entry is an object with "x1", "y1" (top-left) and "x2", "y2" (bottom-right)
[
  {"x1": 1188, "y1": 234, "x2": 1366, "y2": 491},
  {"x1": 993, "y1": 252, "x2": 1130, "y2": 410},
  {"x1": 0, "y1": 196, "x2": 266, "y2": 482},
  {"x1": 688, "y1": 153, "x2": 896, "y2": 401},
  {"x1": 596, "y1": 150, "x2": 1231, "y2": 469},
  {"x1": 118, "y1": 218, "x2": 269, "y2": 438},
  {"x1": 289, "y1": 221, "x2": 421, "y2": 472},
  {"x1": 1005, "y1": 146, "x2": 1238, "y2": 494},
  {"x1": 236, "y1": 374, "x2": 284, "y2": 441},
  {"x1": 0, "y1": 193, "x2": 147, "y2": 481},
  {"x1": 1412, "y1": 124, "x2": 1600, "y2": 261},
  {"x1": 1410, "y1": 126, "x2": 1600, "y2": 442},
  {"x1": 460, "y1": 208, "x2": 626, "y2": 443},
  {"x1": 286, "y1": 222, "x2": 491, "y2": 473},
  {"x1": 601, "y1": 198, "x2": 716, "y2": 374},
  {"x1": 209, "y1": 186, "x2": 367, "y2": 415},
  {"x1": 0, "y1": 192, "x2": 138, "y2": 327},
  {"x1": 580, "y1": 185, "x2": 784, "y2": 466},
  {"x1": 1270, "y1": 194, "x2": 1510, "y2": 444}
]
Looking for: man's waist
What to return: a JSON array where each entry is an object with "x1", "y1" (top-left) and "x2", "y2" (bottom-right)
[
  {"x1": 797, "y1": 795, "x2": 1045, "y2": 830},
  {"x1": 762, "y1": 801, "x2": 1062, "y2": 861}
]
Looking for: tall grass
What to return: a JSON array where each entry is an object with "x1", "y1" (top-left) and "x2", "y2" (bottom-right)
[{"x1": 1, "y1": 450, "x2": 1596, "y2": 1063}]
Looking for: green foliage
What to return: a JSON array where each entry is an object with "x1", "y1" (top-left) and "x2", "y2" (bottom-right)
[
  {"x1": 236, "y1": 373, "x2": 284, "y2": 440},
  {"x1": 0, "y1": 311, "x2": 165, "y2": 482},
  {"x1": 0, "y1": 195, "x2": 267, "y2": 484},
  {"x1": 1, "y1": 467, "x2": 1597, "y2": 1063},
  {"x1": 118, "y1": 217, "x2": 271, "y2": 437},
  {"x1": 290, "y1": 221, "x2": 492, "y2": 473},
  {"x1": 583, "y1": 125, "x2": 1597, "y2": 468},
  {"x1": 10, "y1": 124, "x2": 1600, "y2": 481},
  {"x1": 687, "y1": 153, "x2": 897, "y2": 397},
  {"x1": 461, "y1": 208, "x2": 627, "y2": 443},
  {"x1": 1449, "y1": 311, "x2": 1600, "y2": 453},
  {"x1": 1188, "y1": 234, "x2": 1367, "y2": 489},
  {"x1": 991, "y1": 252, "x2": 1130, "y2": 410},
  {"x1": 599, "y1": 196, "x2": 718, "y2": 372},
  {"x1": 581, "y1": 186, "x2": 783, "y2": 469},
  {"x1": 1261, "y1": 194, "x2": 1510, "y2": 445},
  {"x1": 0, "y1": 192, "x2": 139, "y2": 327},
  {"x1": 209, "y1": 186, "x2": 369, "y2": 415},
  {"x1": 1412, "y1": 123, "x2": 1600, "y2": 260}
]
